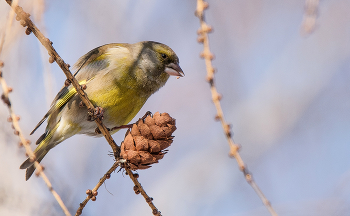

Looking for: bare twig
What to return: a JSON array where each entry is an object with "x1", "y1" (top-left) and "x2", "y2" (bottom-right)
[
  {"x1": 125, "y1": 167, "x2": 161, "y2": 216},
  {"x1": 4, "y1": 0, "x2": 120, "y2": 158},
  {"x1": 0, "y1": 0, "x2": 17, "y2": 56},
  {"x1": 195, "y1": 1, "x2": 278, "y2": 216},
  {"x1": 5, "y1": 1, "x2": 161, "y2": 215},
  {"x1": 76, "y1": 162, "x2": 120, "y2": 216},
  {"x1": 0, "y1": 65, "x2": 71, "y2": 216},
  {"x1": 0, "y1": 69, "x2": 71, "y2": 216},
  {"x1": 0, "y1": 2, "x2": 71, "y2": 216},
  {"x1": 77, "y1": 163, "x2": 162, "y2": 216},
  {"x1": 78, "y1": 110, "x2": 170, "y2": 215},
  {"x1": 301, "y1": 0, "x2": 319, "y2": 35},
  {"x1": 0, "y1": 76, "x2": 71, "y2": 216},
  {"x1": 35, "y1": 161, "x2": 72, "y2": 216}
]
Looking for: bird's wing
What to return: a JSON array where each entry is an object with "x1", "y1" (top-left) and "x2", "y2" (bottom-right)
[
  {"x1": 30, "y1": 44, "x2": 119, "y2": 135},
  {"x1": 73, "y1": 43, "x2": 123, "y2": 81},
  {"x1": 30, "y1": 81, "x2": 87, "y2": 135}
]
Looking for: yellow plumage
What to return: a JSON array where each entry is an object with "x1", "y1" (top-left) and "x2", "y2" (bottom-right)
[{"x1": 20, "y1": 41, "x2": 184, "y2": 180}]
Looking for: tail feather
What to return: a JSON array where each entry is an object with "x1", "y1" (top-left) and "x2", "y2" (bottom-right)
[
  {"x1": 20, "y1": 122, "x2": 60, "y2": 180},
  {"x1": 30, "y1": 114, "x2": 49, "y2": 135},
  {"x1": 24, "y1": 151, "x2": 48, "y2": 181},
  {"x1": 25, "y1": 165, "x2": 36, "y2": 181},
  {"x1": 36, "y1": 132, "x2": 47, "y2": 145},
  {"x1": 20, "y1": 157, "x2": 33, "y2": 169},
  {"x1": 19, "y1": 136, "x2": 48, "y2": 169}
]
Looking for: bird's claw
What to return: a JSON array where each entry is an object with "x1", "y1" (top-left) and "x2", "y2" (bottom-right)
[
  {"x1": 140, "y1": 111, "x2": 152, "y2": 121},
  {"x1": 109, "y1": 124, "x2": 133, "y2": 131},
  {"x1": 108, "y1": 111, "x2": 152, "y2": 132}
]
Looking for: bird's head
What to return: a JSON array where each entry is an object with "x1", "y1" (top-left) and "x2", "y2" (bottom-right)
[{"x1": 132, "y1": 41, "x2": 184, "y2": 91}]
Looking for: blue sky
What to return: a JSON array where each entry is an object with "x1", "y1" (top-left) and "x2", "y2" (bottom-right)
[{"x1": 0, "y1": 0, "x2": 349, "y2": 215}]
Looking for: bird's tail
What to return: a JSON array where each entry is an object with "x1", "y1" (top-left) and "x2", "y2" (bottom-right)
[
  {"x1": 20, "y1": 123, "x2": 60, "y2": 180},
  {"x1": 20, "y1": 150, "x2": 49, "y2": 180}
]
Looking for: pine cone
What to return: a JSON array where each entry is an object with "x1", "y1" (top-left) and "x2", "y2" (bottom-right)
[{"x1": 120, "y1": 112, "x2": 176, "y2": 170}]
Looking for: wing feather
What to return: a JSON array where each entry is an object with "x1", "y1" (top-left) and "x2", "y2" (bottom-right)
[{"x1": 30, "y1": 44, "x2": 121, "y2": 135}]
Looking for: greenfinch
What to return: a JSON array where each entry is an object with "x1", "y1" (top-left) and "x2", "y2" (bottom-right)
[{"x1": 20, "y1": 41, "x2": 184, "y2": 180}]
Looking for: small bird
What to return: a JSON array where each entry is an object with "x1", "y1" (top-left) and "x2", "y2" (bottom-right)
[{"x1": 20, "y1": 41, "x2": 184, "y2": 180}]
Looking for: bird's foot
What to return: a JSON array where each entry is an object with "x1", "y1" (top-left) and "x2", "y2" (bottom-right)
[
  {"x1": 88, "y1": 106, "x2": 104, "y2": 121},
  {"x1": 108, "y1": 111, "x2": 152, "y2": 132},
  {"x1": 140, "y1": 111, "x2": 152, "y2": 120},
  {"x1": 109, "y1": 124, "x2": 133, "y2": 132}
]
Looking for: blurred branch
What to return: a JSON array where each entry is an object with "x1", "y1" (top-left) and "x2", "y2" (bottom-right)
[
  {"x1": 76, "y1": 162, "x2": 120, "y2": 216},
  {"x1": 0, "y1": 68, "x2": 71, "y2": 216},
  {"x1": 5, "y1": 1, "x2": 162, "y2": 216},
  {"x1": 31, "y1": 0, "x2": 56, "y2": 107},
  {"x1": 125, "y1": 166, "x2": 162, "y2": 216},
  {"x1": 0, "y1": 0, "x2": 17, "y2": 56},
  {"x1": 195, "y1": 1, "x2": 278, "y2": 216},
  {"x1": 301, "y1": 0, "x2": 319, "y2": 35},
  {"x1": 4, "y1": 0, "x2": 120, "y2": 158},
  {"x1": 0, "y1": 2, "x2": 71, "y2": 216},
  {"x1": 76, "y1": 163, "x2": 162, "y2": 216}
]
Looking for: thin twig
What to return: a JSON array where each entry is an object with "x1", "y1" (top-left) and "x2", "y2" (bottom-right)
[
  {"x1": 0, "y1": 71, "x2": 71, "y2": 216},
  {"x1": 195, "y1": 1, "x2": 278, "y2": 216},
  {"x1": 0, "y1": 72, "x2": 71, "y2": 216},
  {"x1": 0, "y1": 70, "x2": 71, "y2": 216},
  {"x1": 4, "y1": 1, "x2": 160, "y2": 215},
  {"x1": 301, "y1": 0, "x2": 319, "y2": 35},
  {"x1": 0, "y1": 0, "x2": 17, "y2": 56},
  {"x1": 75, "y1": 162, "x2": 120, "y2": 216},
  {"x1": 0, "y1": 2, "x2": 71, "y2": 216},
  {"x1": 125, "y1": 167, "x2": 161, "y2": 216},
  {"x1": 4, "y1": 0, "x2": 120, "y2": 158},
  {"x1": 35, "y1": 161, "x2": 72, "y2": 216}
]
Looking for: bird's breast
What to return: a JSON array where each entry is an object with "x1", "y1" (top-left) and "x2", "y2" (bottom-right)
[{"x1": 87, "y1": 83, "x2": 150, "y2": 129}]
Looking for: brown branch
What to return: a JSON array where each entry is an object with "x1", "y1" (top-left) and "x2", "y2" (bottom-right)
[
  {"x1": 76, "y1": 162, "x2": 120, "y2": 216},
  {"x1": 77, "y1": 110, "x2": 169, "y2": 215},
  {"x1": 4, "y1": 0, "x2": 120, "y2": 158},
  {"x1": 125, "y1": 167, "x2": 161, "y2": 216},
  {"x1": 0, "y1": 0, "x2": 17, "y2": 56},
  {"x1": 5, "y1": 1, "x2": 163, "y2": 215},
  {"x1": 0, "y1": 2, "x2": 71, "y2": 216},
  {"x1": 76, "y1": 161, "x2": 162, "y2": 216},
  {"x1": 301, "y1": 0, "x2": 319, "y2": 35},
  {"x1": 0, "y1": 67, "x2": 71, "y2": 216},
  {"x1": 195, "y1": 1, "x2": 278, "y2": 216}
]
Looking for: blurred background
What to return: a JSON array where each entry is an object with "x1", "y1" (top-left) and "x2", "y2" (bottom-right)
[{"x1": 0, "y1": 0, "x2": 350, "y2": 215}]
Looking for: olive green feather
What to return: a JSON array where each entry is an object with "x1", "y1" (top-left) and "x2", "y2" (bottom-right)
[{"x1": 20, "y1": 41, "x2": 183, "y2": 180}]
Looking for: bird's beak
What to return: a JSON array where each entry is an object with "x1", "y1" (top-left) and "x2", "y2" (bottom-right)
[{"x1": 165, "y1": 63, "x2": 185, "y2": 77}]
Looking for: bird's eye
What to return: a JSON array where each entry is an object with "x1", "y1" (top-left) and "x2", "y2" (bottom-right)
[{"x1": 161, "y1": 53, "x2": 168, "y2": 59}]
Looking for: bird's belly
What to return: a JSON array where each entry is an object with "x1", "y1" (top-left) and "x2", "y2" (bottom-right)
[{"x1": 83, "y1": 87, "x2": 149, "y2": 135}]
